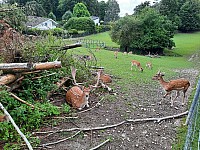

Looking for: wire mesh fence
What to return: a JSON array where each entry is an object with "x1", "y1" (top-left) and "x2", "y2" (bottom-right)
[{"x1": 184, "y1": 79, "x2": 200, "y2": 150}]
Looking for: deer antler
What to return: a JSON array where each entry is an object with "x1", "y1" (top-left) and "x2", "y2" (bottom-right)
[{"x1": 71, "y1": 66, "x2": 77, "y2": 85}]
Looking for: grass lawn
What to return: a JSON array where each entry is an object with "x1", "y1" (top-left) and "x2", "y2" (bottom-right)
[{"x1": 67, "y1": 31, "x2": 200, "y2": 149}]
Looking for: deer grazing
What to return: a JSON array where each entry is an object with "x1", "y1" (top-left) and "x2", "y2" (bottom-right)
[
  {"x1": 128, "y1": 51, "x2": 132, "y2": 55},
  {"x1": 131, "y1": 60, "x2": 143, "y2": 72},
  {"x1": 146, "y1": 62, "x2": 152, "y2": 69},
  {"x1": 65, "y1": 66, "x2": 92, "y2": 110},
  {"x1": 152, "y1": 71, "x2": 190, "y2": 106}
]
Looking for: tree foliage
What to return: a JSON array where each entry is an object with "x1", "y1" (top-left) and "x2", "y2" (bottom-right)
[
  {"x1": 73, "y1": 2, "x2": 90, "y2": 17},
  {"x1": 104, "y1": 0, "x2": 120, "y2": 23},
  {"x1": 133, "y1": 1, "x2": 151, "y2": 15},
  {"x1": 0, "y1": 5, "x2": 27, "y2": 30},
  {"x1": 110, "y1": 8, "x2": 177, "y2": 54},
  {"x1": 64, "y1": 17, "x2": 95, "y2": 33},
  {"x1": 179, "y1": 0, "x2": 200, "y2": 32},
  {"x1": 24, "y1": 1, "x2": 47, "y2": 17},
  {"x1": 48, "y1": 12, "x2": 56, "y2": 21},
  {"x1": 62, "y1": 10, "x2": 73, "y2": 21}
]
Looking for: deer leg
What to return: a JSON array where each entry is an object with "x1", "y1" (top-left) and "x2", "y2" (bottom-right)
[{"x1": 86, "y1": 101, "x2": 89, "y2": 107}]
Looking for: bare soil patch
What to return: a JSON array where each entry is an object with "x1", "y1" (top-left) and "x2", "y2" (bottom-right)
[{"x1": 35, "y1": 68, "x2": 199, "y2": 150}]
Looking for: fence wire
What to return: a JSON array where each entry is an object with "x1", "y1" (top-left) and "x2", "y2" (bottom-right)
[{"x1": 184, "y1": 79, "x2": 200, "y2": 150}]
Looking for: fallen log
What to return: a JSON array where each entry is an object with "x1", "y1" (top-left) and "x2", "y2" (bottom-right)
[
  {"x1": 2, "y1": 61, "x2": 62, "y2": 73},
  {"x1": 0, "y1": 63, "x2": 33, "y2": 70},
  {"x1": 0, "y1": 74, "x2": 17, "y2": 85}
]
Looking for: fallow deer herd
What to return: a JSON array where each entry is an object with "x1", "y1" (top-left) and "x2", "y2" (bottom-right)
[{"x1": 65, "y1": 50, "x2": 190, "y2": 110}]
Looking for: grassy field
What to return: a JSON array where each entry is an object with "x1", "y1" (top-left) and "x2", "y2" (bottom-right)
[{"x1": 66, "y1": 31, "x2": 200, "y2": 149}]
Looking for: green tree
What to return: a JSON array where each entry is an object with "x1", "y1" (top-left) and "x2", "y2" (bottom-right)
[
  {"x1": 159, "y1": 0, "x2": 181, "y2": 28},
  {"x1": 73, "y1": 2, "x2": 90, "y2": 17},
  {"x1": 98, "y1": 1, "x2": 107, "y2": 21},
  {"x1": 110, "y1": 8, "x2": 177, "y2": 54},
  {"x1": 179, "y1": 0, "x2": 200, "y2": 32},
  {"x1": 0, "y1": 5, "x2": 27, "y2": 31},
  {"x1": 62, "y1": 10, "x2": 73, "y2": 21},
  {"x1": 24, "y1": 1, "x2": 47, "y2": 17},
  {"x1": 104, "y1": 0, "x2": 120, "y2": 23},
  {"x1": 134, "y1": 1, "x2": 151, "y2": 15},
  {"x1": 64, "y1": 17, "x2": 95, "y2": 33},
  {"x1": 48, "y1": 12, "x2": 56, "y2": 20}
]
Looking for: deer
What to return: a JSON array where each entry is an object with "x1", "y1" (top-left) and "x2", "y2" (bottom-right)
[
  {"x1": 152, "y1": 71, "x2": 190, "y2": 107},
  {"x1": 131, "y1": 60, "x2": 143, "y2": 72},
  {"x1": 114, "y1": 51, "x2": 118, "y2": 59},
  {"x1": 128, "y1": 51, "x2": 132, "y2": 55},
  {"x1": 146, "y1": 62, "x2": 152, "y2": 69},
  {"x1": 66, "y1": 86, "x2": 91, "y2": 110},
  {"x1": 65, "y1": 66, "x2": 92, "y2": 110},
  {"x1": 123, "y1": 52, "x2": 127, "y2": 55}
]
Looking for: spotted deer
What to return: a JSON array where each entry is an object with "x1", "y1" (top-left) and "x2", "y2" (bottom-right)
[
  {"x1": 66, "y1": 86, "x2": 91, "y2": 110},
  {"x1": 152, "y1": 71, "x2": 190, "y2": 106},
  {"x1": 65, "y1": 66, "x2": 92, "y2": 110},
  {"x1": 131, "y1": 60, "x2": 143, "y2": 72}
]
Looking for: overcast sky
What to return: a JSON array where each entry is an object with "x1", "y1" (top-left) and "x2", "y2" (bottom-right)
[{"x1": 99, "y1": 0, "x2": 156, "y2": 17}]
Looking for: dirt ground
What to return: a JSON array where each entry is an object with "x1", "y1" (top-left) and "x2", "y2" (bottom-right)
[{"x1": 34, "y1": 66, "x2": 199, "y2": 150}]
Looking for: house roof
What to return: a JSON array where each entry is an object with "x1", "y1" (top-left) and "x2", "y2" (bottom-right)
[
  {"x1": 90, "y1": 16, "x2": 99, "y2": 20},
  {"x1": 26, "y1": 16, "x2": 58, "y2": 27}
]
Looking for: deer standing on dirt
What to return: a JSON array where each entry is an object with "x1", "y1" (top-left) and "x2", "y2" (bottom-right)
[
  {"x1": 131, "y1": 60, "x2": 143, "y2": 72},
  {"x1": 152, "y1": 71, "x2": 190, "y2": 106},
  {"x1": 146, "y1": 62, "x2": 152, "y2": 69}
]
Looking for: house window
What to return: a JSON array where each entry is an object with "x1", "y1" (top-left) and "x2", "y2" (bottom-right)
[{"x1": 44, "y1": 23, "x2": 47, "y2": 26}]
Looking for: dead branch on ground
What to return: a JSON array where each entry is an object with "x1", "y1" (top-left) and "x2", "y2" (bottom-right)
[
  {"x1": 10, "y1": 92, "x2": 35, "y2": 109},
  {"x1": 33, "y1": 111, "x2": 188, "y2": 135},
  {"x1": 89, "y1": 138, "x2": 110, "y2": 150}
]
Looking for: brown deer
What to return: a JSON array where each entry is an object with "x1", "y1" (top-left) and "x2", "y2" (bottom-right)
[
  {"x1": 131, "y1": 60, "x2": 143, "y2": 72},
  {"x1": 146, "y1": 62, "x2": 152, "y2": 69},
  {"x1": 99, "y1": 69, "x2": 112, "y2": 84},
  {"x1": 114, "y1": 51, "x2": 118, "y2": 59},
  {"x1": 66, "y1": 86, "x2": 91, "y2": 110},
  {"x1": 152, "y1": 71, "x2": 190, "y2": 106}
]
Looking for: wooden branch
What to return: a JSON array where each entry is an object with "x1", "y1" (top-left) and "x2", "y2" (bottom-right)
[
  {"x1": 89, "y1": 139, "x2": 110, "y2": 150},
  {"x1": 40, "y1": 131, "x2": 81, "y2": 147},
  {"x1": 0, "y1": 63, "x2": 33, "y2": 70},
  {"x1": 3, "y1": 61, "x2": 62, "y2": 73},
  {"x1": 10, "y1": 92, "x2": 35, "y2": 109},
  {"x1": 32, "y1": 73, "x2": 57, "y2": 80},
  {"x1": 0, "y1": 102, "x2": 33, "y2": 150},
  {"x1": 33, "y1": 111, "x2": 188, "y2": 135}
]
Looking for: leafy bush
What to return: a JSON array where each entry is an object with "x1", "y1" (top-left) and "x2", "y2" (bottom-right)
[
  {"x1": 95, "y1": 25, "x2": 111, "y2": 33},
  {"x1": 64, "y1": 17, "x2": 95, "y2": 33}
]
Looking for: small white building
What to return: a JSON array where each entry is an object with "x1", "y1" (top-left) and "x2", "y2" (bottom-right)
[
  {"x1": 26, "y1": 16, "x2": 58, "y2": 30},
  {"x1": 90, "y1": 16, "x2": 100, "y2": 25}
]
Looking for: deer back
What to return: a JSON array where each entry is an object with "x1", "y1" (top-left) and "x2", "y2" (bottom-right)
[
  {"x1": 0, "y1": 115, "x2": 8, "y2": 122},
  {"x1": 100, "y1": 74, "x2": 112, "y2": 83},
  {"x1": 66, "y1": 86, "x2": 90, "y2": 110}
]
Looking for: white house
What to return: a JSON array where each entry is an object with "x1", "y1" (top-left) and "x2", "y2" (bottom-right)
[
  {"x1": 90, "y1": 16, "x2": 100, "y2": 25},
  {"x1": 26, "y1": 16, "x2": 58, "y2": 30}
]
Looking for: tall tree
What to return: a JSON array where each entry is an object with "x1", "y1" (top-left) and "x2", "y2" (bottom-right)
[
  {"x1": 110, "y1": 8, "x2": 177, "y2": 54},
  {"x1": 134, "y1": 1, "x2": 151, "y2": 15},
  {"x1": 179, "y1": 0, "x2": 200, "y2": 32},
  {"x1": 159, "y1": 0, "x2": 181, "y2": 28},
  {"x1": 104, "y1": 0, "x2": 120, "y2": 23},
  {"x1": 73, "y1": 2, "x2": 90, "y2": 17},
  {"x1": 98, "y1": 1, "x2": 107, "y2": 21},
  {"x1": 24, "y1": 1, "x2": 47, "y2": 17}
]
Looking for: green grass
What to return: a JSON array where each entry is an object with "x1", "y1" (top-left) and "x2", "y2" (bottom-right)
[{"x1": 67, "y1": 31, "x2": 200, "y2": 149}]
